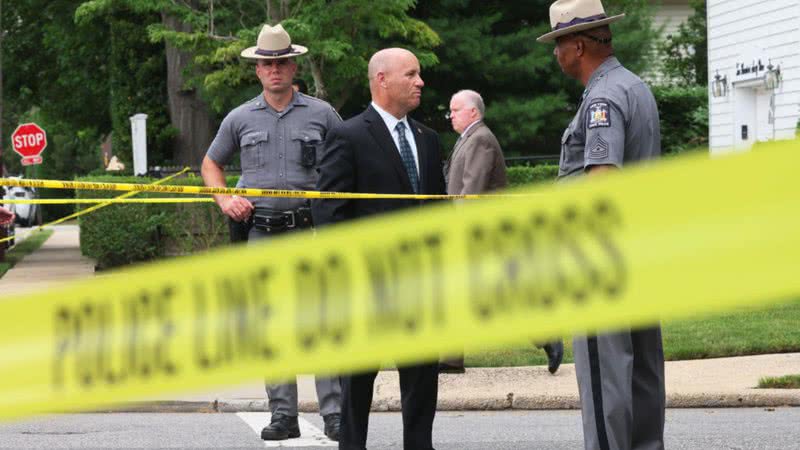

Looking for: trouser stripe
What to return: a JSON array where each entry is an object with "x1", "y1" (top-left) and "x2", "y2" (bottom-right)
[{"x1": 587, "y1": 336, "x2": 610, "y2": 450}]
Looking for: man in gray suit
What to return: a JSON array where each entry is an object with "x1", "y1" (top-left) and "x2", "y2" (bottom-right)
[
  {"x1": 441, "y1": 89, "x2": 564, "y2": 374},
  {"x1": 444, "y1": 89, "x2": 507, "y2": 195}
]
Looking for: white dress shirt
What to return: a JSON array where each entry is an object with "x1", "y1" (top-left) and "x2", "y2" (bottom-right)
[{"x1": 371, "y1": 101, "x2": 420, "y2": 173}]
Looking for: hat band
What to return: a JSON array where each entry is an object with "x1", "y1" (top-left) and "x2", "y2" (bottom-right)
[
  {"x1": 255, "y1": 46, "x2": 295, "y2": 57},
  {"x1": 554, "y1": 13, "x2": 608, "y2": 30}
]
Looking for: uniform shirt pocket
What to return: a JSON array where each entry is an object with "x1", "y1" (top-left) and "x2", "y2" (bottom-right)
[
  {"x1": 559, "y1": 126, "x2": 585, "y2": 177},
  {"x1": 290, "y1": 130, "x2": 323, "y2": 167},
  {"x1": 239, "y1": 131, "x2": 269, "y2": 171}
]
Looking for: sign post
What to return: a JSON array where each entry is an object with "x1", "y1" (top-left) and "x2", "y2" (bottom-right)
[{"x1": 11, "y1": 123, "x2": 47, "y2": 166}]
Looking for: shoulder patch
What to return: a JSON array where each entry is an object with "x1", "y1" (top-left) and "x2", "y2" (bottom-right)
[
  {"x1": 588, "y1": 135, "x2": 609, "y2": 160},
  {"x1": 587, "y1": 100, "x2": 611, "y2": 129}
]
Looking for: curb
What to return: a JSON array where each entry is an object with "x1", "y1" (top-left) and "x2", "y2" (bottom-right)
[{"x1": 108, "y1": 391, "x2": 800, "y2": 413}]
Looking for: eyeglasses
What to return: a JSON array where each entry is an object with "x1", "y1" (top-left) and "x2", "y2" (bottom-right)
[{"x1": 445, "y1": 108, "x2": 462, "y2": 120}]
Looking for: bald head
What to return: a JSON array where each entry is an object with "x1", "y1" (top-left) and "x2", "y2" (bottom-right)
[
  {"x1": 368, "y1": 48, "x2": 416, "y2": 82},
  {"x1": 368, "y1": 48, "x2": 424, "y2": 118}
]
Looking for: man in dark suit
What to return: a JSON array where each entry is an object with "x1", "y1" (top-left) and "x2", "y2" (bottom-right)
[{"x1": 312, "y1": 47, "x2": 446, "y2": 450}]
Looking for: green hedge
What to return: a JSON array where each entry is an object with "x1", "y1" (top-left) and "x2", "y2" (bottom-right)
[
  {"x1": 77, "y1": 174, "x2": 238, "y2": 269},
  {"x1": 652, "y1": 85, "x2": 708, "y2": 154},
  {"x1": 507, "y1": 164, "x2": 558, "y2": 188},
  {"x1": 78, "y1": 167, "x2": 558, "y2": 269}
]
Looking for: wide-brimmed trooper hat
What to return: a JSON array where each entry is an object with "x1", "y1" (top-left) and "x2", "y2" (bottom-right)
[
  {"x1": 240, "y1": 24, "x2": 308, "y2": 60},
  {"x1": 537, "y1": 0, "x2": 625, "y2": 43}
]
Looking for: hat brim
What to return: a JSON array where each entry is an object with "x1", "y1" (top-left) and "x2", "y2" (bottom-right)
[
  {"x1": 537, "y1": 14, "x2": 625, "y2": 43},
  {"x1": 240, "y1": 44, "x2": 308, "y2": 60}
]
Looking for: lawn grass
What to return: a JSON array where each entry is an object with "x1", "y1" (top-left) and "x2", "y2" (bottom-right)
[
  {"x1": 0, "y1": 229, "x2": 54, "y2": 279},
  {"x1": 758, "y1": 375, "x2": 800, "y2": 389},
  {"x1": 466, "y1": 298, "x2": 800, "y2": 367}
]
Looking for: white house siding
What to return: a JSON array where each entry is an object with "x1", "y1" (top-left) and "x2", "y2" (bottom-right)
[
  {"x1": 652, "y1": 0, "x2": 693, "y2": 39},
  {"x1": 645, "y1": 0, "x2": 693, "y2": 84},
  {"x1": 708, "y1": 0, "x2": 800, "y2": 153}
]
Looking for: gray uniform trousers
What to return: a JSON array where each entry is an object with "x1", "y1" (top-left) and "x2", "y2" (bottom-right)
[
  {"x1": 248, "y1": 227, "x2": 342, "y2": 417},
  {"x1": 573, "y1": 326, "x2": 665, "y2": 450}
]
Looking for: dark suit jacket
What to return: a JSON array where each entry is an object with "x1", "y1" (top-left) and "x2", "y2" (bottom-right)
[
  {"x1": 444, "y1": 121, "x2": 507, "y2": 195},
  {"x1": 313, "y1": 105, "x2": 446, "y2": 225}
]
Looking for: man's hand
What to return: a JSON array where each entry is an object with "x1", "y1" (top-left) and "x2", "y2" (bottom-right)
[
  {"x1": 201, "y1": 156, "x2": 254, "y2": 222},
  {"x1": 220, "y1": 195, "x2": 254, "y2": 222},
  {"x1": 0, "y1": 207, "x2": 14, "y2": 223}
]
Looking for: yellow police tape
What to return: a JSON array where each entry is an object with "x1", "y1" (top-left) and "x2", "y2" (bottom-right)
[
  {"x1": 0, "y1": 169, "x2": 191, "y2": 245},
  {"x1": 3, "y1": 198, "x2": 214, "y2": 205},
  {"x1": 0, "y1": 177, "x2": 528, "y2": 200},
  {"x1": 1, "y1": 140, "x2": 799, "y2": 421}
]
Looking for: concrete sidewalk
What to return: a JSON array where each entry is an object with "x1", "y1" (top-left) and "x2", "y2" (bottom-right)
[
  {"x1": 124, "y1": 353, "x2": 798, "y2": 413},
  {"x1": 0, "y1": 225, "x2": 94, "y2": 297},
  {"x1": 2, "y1": 225, "x2": 798, "y2": 412}
]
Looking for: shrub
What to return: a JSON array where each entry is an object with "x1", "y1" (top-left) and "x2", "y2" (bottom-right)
[
  {"x1": 77, "y1": 174, "x2": 237, "y2": 269},
  {"x1": 78, "y1": 166, "x2": 559, "y2": 268},
  {"x1": 652, "y1": 85, "x2": 708, "y2": 154},
  {"x1": 507, "y1": 164, "x2": 559, "y2": 188}
]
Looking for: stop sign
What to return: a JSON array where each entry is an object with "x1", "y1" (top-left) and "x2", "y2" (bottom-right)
[{"x1": 11, "y1": 122, "x2": 47, "y2": 166}]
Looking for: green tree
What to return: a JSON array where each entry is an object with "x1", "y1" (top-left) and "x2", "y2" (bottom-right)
[
  {"x1": 1, "y1": 0, "x2": 110, "y2": 176},
  {"x1": 658, "y1": 0, "x2": 707, "y2": 86},
  {"x1": 76, "y1": 0, "x2": 440, "y2": 164},
  {"x1": 142, "y1": 0, "x2": 440, "y2": 113},
  {"x1": 413, "y1": 0, "x2": 659, "y2": 157}
]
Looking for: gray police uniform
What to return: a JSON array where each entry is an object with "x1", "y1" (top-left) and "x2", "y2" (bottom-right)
[
  {"x1": 559, "y1": 57, "x2": 665, "y2": 450},
  {"x1": 206, "y1": 91, "x2": 342, "y2": 418}
]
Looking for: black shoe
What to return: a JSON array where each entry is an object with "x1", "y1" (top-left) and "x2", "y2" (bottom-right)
[
  {"x1": 261, "y1": 414, "x2": 300, "y2": 440},
  {"x1": 323, "y1": 413, "x2": 341, "y2": 441},
  {"x1": 543, "y1": 341, "x2": 564, "y2": 374},
  {"x1": 438, "y1": 363, "x2": 466, "y2": 374}
]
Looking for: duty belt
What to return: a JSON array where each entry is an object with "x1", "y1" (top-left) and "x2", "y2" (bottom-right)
[{"x1": 252, "y1": 207, "x2": 313, "y2": 233}]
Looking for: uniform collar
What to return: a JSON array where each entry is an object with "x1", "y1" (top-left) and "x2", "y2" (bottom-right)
[
  {"x1": 249, "y1": 90, "x2": 308, "y2": 112},
  {"x1": 583, "y1": 56, "x2": 621, "y2": 99}
]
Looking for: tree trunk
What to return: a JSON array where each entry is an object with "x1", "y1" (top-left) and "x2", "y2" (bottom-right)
[
  {"x1": 162, "y1": 13, "x2": 216, "y2": 167},
  {"x1": 306, "y1": 56, "x2": 328, "y2": 101}
]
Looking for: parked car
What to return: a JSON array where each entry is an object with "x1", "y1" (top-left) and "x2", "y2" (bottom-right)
[
  {"x1": 2, "y1": 180, "x2": 42, "y2": 227},
  {"x1": 0, "y1": 203, "x2": 14, "y2": 251}
]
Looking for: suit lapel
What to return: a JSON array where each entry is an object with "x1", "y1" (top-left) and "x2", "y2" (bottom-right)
[
  {"x1": 446, "y1": 121, "x2": 482, "y2": 176},
  {"x1": 456, "y1": 121, "x2": 483, "y2": 159},
  {"x1": 364, "y1": 106, "x2": 414, "y2": 193},
  {"x1": 409, "y1": 118, "x2": 427, "y2": 193}
]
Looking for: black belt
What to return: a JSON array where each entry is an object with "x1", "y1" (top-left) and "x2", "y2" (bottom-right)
[{"x1": 252, "y1": 207, "x2": 313, "y2": 233}]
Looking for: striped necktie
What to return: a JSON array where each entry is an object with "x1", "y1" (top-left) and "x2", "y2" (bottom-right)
[{"x1": 395, "y1": 121, "x2": 420, "y2": 193}]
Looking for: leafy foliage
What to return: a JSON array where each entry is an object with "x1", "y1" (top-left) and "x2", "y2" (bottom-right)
[
  {"x1": 652, "y1": 85, "x2": 708, "y2": 154},
  {"x1": 413, "y1": 0, "x2": 659, "y2": 157},
  {"x1": 76, "y1": 174, "x2": 236, "y2": 269},
  {"x1": 507, "y1": 164, "x2": 559, "y2": 187},
  {"x1": 2, "y1": 0, "x2": 174, "y2": 215},
  {"x1": 657, "y1": 0, "x2": 707, "y2": 86}
]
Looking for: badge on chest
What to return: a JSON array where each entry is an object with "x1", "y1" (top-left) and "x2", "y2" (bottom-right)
[{"x1": 587, "y1": 101, "x2": 611, "y2": 129}]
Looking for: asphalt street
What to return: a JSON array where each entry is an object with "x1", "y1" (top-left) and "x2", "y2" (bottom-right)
[{"x1": 0, "y1": 408, "x2": 798, "y2": 449}]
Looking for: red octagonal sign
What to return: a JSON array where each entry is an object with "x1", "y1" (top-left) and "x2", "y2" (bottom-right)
[{"x1": 11, "y1": 122, "x2": 47, "y2": 166}]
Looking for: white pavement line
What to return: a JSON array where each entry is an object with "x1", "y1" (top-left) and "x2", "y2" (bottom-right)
[{"x1": 236, "y1": 412, "x2": 337, "y2": 447}]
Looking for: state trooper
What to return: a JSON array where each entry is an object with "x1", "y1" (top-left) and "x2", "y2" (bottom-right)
[
  {"x1": 200, "y1": 24, "x2": 342, "y2": 442},
  {"x1": 537, "y1": 1, "x2": 665, "y2": 449}
]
